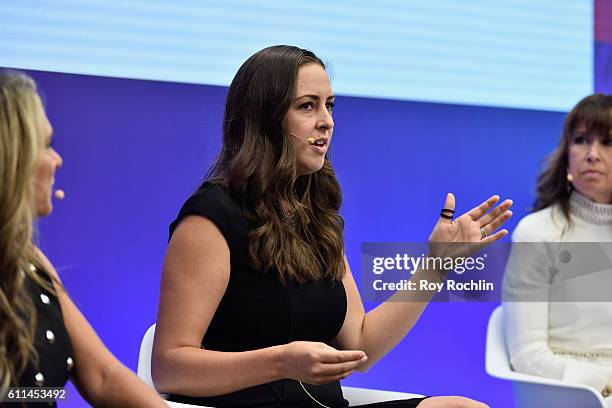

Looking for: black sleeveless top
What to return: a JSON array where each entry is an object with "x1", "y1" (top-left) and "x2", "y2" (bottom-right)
[
  {"x1": 167, "y1": 182, "x2": 426, "y2": 408},
  {"x1": 8, "y1": 265, "x2": 74, "y2": 407},
  {"x1": 167, "y1": 182, "x2": 348, "y2": 407}
]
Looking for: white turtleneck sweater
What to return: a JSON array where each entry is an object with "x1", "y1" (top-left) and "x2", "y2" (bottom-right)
[{"x1": 503, "y1": 191, "x2": 612, "y2": 394}]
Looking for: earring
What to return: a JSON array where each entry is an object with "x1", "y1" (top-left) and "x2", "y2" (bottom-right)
[{"x1": 566, "y1": 172, "x2": 574, "y2": 193}]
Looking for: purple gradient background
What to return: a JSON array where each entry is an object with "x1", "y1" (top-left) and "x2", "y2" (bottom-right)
[
  {"x1": 596, "y1": 42, "x2": 612, "y2": 93},
  {"x1": 595, "y1": 0, "x2": 612, "y2": 93},
  {"x1": 21, "y1": 69, "x2": 569, "y2": 407},
  {"x1": 2, "y1": 2, "x2": 606, "y2": 404}
]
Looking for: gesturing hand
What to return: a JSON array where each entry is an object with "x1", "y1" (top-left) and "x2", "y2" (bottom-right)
[
  {"x1": 428, "y1": 193, "x2": 513, "y2": 258},
  {"x1": 278, "y1": 341, "x2": 367, "y2": 385}
]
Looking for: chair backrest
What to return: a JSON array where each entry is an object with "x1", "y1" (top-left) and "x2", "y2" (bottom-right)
[
  {"x1": 485, "y1": 305, "x2": 512, "y2": 377},
  {"x1": 137, "y1": 323, "x2": 157, "y2": 388},
  {"x1": 485, "y1": 305, "x2": 606, "y2": 408}
]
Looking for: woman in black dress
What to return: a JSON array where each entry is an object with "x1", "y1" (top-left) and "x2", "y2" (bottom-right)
[
  {"x1": 153, "y1": 45, "x2": 512, "y2": 407},
  {"x1": 0, "y1": 70, "x2": 168, "y2": 407}
]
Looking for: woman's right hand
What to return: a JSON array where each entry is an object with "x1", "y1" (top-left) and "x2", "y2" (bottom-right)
[{"x1": 276, "y1": 341, "x2": 367, "y2": 385}]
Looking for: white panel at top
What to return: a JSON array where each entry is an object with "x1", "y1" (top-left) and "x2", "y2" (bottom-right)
[{"x1": 0, "y1": 0, "x2": 593, "y2": 111}]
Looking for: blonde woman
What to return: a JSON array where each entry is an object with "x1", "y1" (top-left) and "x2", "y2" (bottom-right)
[{"x1": 0, "y1": 70, "x2": 168, "y2": 407}]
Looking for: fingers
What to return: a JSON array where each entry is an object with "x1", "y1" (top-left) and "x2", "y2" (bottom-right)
[
  {"x1": 317, "y1": 355, "x2": 368, "y2": 376},
  {"x1": 305, "y1": 355, "x2": 368, "y2": 385},
  {"x1": 480, "y1": 228, "x2": 509, "y2": 245},
  {"x1": 481, "y1": 210, "x2": 513, "y2": 235},
  {"x1": 466, "y1": 196, "x2": 512, "y2": 242},
  {"x1": 444, "y1": 192, "x2": 455, "y2": 211},
  {"x1": 477, "y1": 199, "x2": 513, "y2": 226},
  {"x1": 466, "y1": 195, "x2": 500, "y2": 220},
  {"x1": 438, "y1": 193, "x2": 456, "y2": 223},
  {"x1": 318, "y1": 348, "x2": 365, "y2": 364}
]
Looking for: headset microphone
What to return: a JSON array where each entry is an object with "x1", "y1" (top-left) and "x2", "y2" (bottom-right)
[
  {"x1": 53, "y1": 189, "x2": 65, "y2": 200},
  {"x1": 288, "y1": 132, "x2": 315, "y2": 145}
]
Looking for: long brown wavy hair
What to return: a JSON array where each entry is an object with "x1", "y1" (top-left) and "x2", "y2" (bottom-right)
[
  {"x1": 534, "y1": 94, "x2": 612, "y2": 223},
  {"x1": 205, "y1": 45, "x2": 345, "y2": 284},
  {"x1": 0, "y1": 70, "x2": 51, "y2": 392}
]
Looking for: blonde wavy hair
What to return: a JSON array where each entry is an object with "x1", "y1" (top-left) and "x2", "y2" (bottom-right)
[{"x1": 0, "y1": 70, "x2": 50, "y2": 392}]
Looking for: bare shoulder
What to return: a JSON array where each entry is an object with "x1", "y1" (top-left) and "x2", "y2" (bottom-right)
[
  {"x1": 164, "y1": 214, "x2": 231, "y2": 295},
  {"x1": 32, "y1": 246, "x2": 63, "y2": 285},
  {"x1": 171, "y1": 214, "x2": 227, "y2": 244},
  {"x1": 167, "y1": 214, "x2": 230, "y2": 271}
]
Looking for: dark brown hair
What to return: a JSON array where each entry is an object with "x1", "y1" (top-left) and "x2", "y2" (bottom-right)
[
  {"x1": 205, "y1": 45, "x2": 345, "y2": 284},
  {"x1": 534, "y1": 94, "x2": 612, "y2": 221}
]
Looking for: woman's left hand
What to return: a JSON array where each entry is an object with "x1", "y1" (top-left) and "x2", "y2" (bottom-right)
[{"x1": 428, "y1": 193, "x2": 513, "y2": 257}]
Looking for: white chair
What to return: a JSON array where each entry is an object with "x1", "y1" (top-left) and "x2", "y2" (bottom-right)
[
  {"x1": 137, "y1": 324, "x2": 200, "y2": 408},
  {"x1": 138, "y1": 323, "x2": 425, "y2": 407},
  {"x1": 485, "y1": 305, "x2": 607, "y2": 408}
]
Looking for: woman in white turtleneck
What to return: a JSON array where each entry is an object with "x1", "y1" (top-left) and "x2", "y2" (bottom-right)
[{"x1": 503, "y1": 94, "x2": 612, "y2": 399}]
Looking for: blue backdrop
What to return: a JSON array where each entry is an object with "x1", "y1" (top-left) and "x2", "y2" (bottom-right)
[{"x1": 29, "y1": 69, "x2": 565, "y2": 407}]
